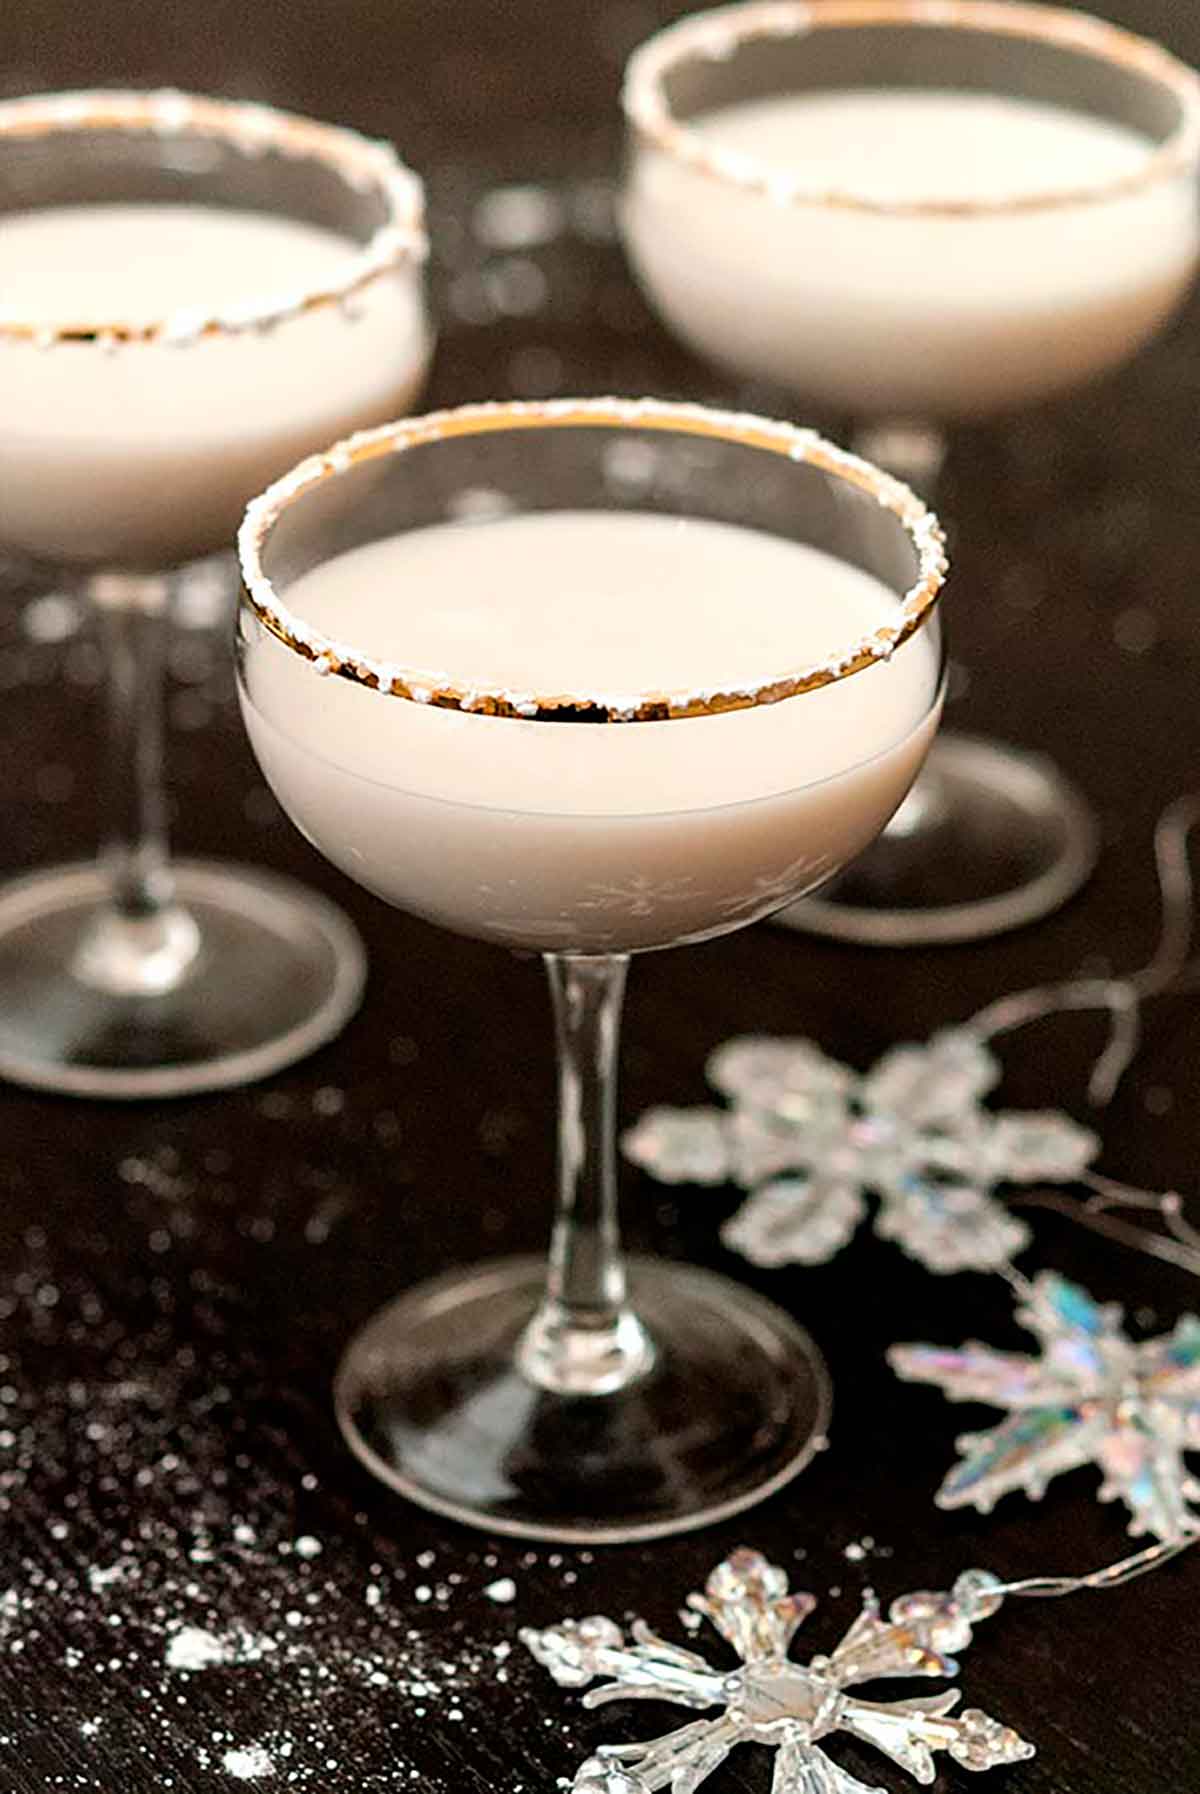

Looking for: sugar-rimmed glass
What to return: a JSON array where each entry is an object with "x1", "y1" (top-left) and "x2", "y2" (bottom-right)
[
  {"x1": 236, "y1": 397, "x2": 947, "y2": 1542},
  {"x1": 0, "y1": 90, "x2": 431, "y2": 1096},
  {"x1": 622, "y1": 0, "x2": 1200, "y2": 944}
]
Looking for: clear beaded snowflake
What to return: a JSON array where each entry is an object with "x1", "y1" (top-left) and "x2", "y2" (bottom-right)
[
  {"x1": 890, "y1": 1272, "x2": 1200, "y2": 1540},
  {"x1": 522, "y1": 1547, "x2": 1034, "y2": 1794},
  {"x1": 622, "y1": 1030, "x2": 1098, "y2": 1277}
]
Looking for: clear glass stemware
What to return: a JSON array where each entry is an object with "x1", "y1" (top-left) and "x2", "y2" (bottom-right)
[
  {"x1": 0, "y1": 90, "x2": 431, "y2": 1095},
  {"x1": 236, "y1": 397, "x2": 947, "y2": 1542},
  {"x1": 621, "y1": 0, "x2": 1200, "y2": 944}
]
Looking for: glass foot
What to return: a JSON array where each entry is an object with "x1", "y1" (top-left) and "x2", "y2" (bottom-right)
[
  {"x1": 776, "y1": 732, "x2": 1099, "y2": 947},
  {"x1": 336, "y1": 1254, "x2": 831, "y2": 1543},
  {"x1": 0, "y1": 858, "x2": 365, "y2": 1098}
]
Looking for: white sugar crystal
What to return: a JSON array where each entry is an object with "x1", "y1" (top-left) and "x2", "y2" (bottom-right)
[
  {"x1": 484, "y1": 1577, "x2": 517, "y2": 1604},
  {"x1": 222, "y1": 1744, "x2": 274, "y2": 1779},
  {"x1": 166, "y1": 1626, "x2": 229, "y2": 1670},
  {"x1": 88, "y1": 1562, "x2": 133, "y2": 1591}
]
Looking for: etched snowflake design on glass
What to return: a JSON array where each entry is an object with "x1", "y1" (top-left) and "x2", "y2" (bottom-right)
[
  {"x1": 890, "y1": 1272, "x2": 1200, "y2": 1540},
  {"x1": 475, "y1": 850, "x2": 840, "y2": 948},
  {"x1": 622, "y1": 1029, "x2": 1098, "y2": 1275},
  {"x1": 578, "y1": 872, "x2": 702, "y2": 919},
  {"x1": 711, "y1": 848, "x2": 841, "y2": 926},
  {"x1": 522, "y1": 1547, "x2": 1034, "y2": 1793},
  {"x1": 574, "y1": 850, "x2": 839, "y2": 930}
]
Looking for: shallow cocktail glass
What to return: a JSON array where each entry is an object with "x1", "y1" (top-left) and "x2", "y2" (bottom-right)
[
  {"x1": 622, "y1": 0, "x2": 1200, "y2": 944},
  {"x1": 0, "y1": 90, "x2": 431, "y2": 1095},
  {"x1": 236, "y1": 397, "x2": 947, "y2": 1542}
]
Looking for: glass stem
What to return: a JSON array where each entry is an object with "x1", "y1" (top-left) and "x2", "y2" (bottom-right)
[
  {"x1": 72, "y1": 573, "x2": 201, "y2": 997},
  {"x1": 95, "y1": 572, "x2": 173, "y2": 914},
  {"x1": 517, "y1": 952, "x2": 655, "y2": 1397}
]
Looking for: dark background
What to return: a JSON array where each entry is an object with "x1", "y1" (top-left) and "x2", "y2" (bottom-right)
[{"x1": 2, "y1": 1, "x2": 1200, "y2": 1788}]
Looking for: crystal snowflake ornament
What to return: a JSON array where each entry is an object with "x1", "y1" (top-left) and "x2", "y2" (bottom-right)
[
  {"x1": 890, "y1": 1272, "x2": 1200, "y2": 1540},
  {"x1": 622, "y1": 1030, "x2": 1098, "y2": 1276},
  {"x1": 522, "y1": 1547, "x2": 1033, "y2": 1794}
]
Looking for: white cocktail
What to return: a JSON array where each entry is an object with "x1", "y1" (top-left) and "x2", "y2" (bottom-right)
[
  {"x1": 245, "y1": 509, "x2": 941, "y2": 953},
  {"x1": 237, "y1": 398, "x2": 947, "y2": 1541},
  {"x1": 0, "y1": 200, "x2": 427, "y2": 570},
  {"x1": 0, "y1": 91, "x2": 431, "y2": 1096},
  {"x1": 622, "y1": 0, "x2": 1200, "y2": 942}
]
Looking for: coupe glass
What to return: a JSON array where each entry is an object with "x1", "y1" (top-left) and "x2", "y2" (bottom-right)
[
  {"x1": 0, "y1": 90, "x2": 431, "y2": 1095},
  {"x1": 236, "y1": 397, "x2": 947, "y2": 1542},
  {"x1": 622, "y1": 0, "x2": 1200, "y2": 944}
]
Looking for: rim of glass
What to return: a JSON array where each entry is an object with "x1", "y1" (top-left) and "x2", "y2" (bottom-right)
[
  {"x1": 622, "y1": 0, "x2": 1200, "y2": 217},
  {"x1": 238, "y1": 397, "x2": 947, "y2": 726},
  {"x1": 0, "y1": 88, "x2": 427, "y2": 346}
]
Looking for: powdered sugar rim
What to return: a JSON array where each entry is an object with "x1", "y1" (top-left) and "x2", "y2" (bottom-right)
[
  {"x1": 622, "y1": 0, "x2": 1200, "y2": 217},
  {"x1": 0, "y1": 89, "x2": 427, "y2": 345},
  {"x1": 237, "y1": 397, "x2": 947, "y2": 725}
]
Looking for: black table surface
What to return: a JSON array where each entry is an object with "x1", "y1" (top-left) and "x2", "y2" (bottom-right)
[{"x1": 3, "y1": 1, "x2": 1200, "y2": 1788}]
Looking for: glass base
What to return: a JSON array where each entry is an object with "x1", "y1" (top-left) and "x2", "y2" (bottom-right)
[
  {"x1": 776, "y1": 732, "x2": 1099, "y2": 947},
  {"x1": 335, "y1": 1254, "x2": 832, "y2": 1543},
  {"x1": 0, "y1": 858, "x2": 365, "y2": 1099}
]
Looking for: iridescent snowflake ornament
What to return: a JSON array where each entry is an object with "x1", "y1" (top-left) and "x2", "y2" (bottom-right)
[
  {"x1": 522, "y1": 1548, "x2": 1033, "y2": 1793},
  {"x1": 623, "y1": 1030, "x2": 1098, "y2": 1276},
  {"x1": 890, "y1": 1272, "x2": 1200, "y2": 1539}
]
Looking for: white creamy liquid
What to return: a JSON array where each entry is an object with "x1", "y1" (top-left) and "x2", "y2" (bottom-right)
[
  {"x1": 0, "y1": 204, "x2": 430, "y2": 568},
  {"x1": 241, "y1": 510, "x2": 942, "y2": 952},
  {"x1": 624, "y1": 90, "x2": 1198, "y2": 416}
]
